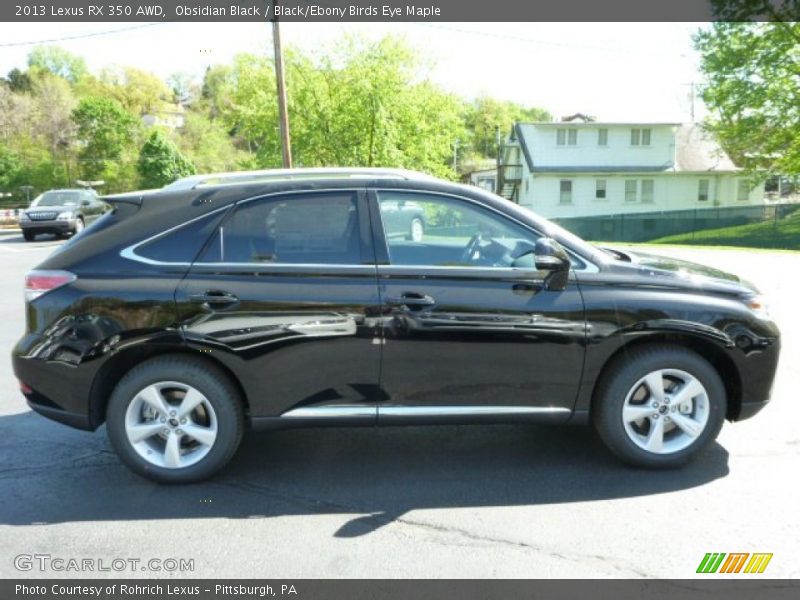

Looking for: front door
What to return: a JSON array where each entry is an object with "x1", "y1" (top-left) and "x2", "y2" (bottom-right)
[
  {"x1": 371, "y1": 190, "x2": 586, "y2": 422},
  {"x1": 175, "y1": 189, "x2": 382, "y2": 422}
]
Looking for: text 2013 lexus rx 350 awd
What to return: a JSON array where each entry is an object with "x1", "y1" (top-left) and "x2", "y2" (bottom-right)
[{"x1": 12, "y1": 169, "x2": 780, "y2": 483}]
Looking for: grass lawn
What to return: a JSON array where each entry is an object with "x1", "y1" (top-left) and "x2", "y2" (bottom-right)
[{"x1": 649, "y1": 210, "x2": 800, "y2": 250}]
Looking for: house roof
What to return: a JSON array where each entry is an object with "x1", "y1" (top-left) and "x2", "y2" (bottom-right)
[
  {"x1": 510, "y1": 122, "x2": 740, "y2": 174},
  {"x1": 519, "y1": 121, "x2": 682, "y2": 127},
  {"x1": 674, "y1": 124, "x2": 740, "y2": 172}
]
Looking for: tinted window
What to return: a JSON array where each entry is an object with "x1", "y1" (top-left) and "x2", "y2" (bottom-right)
[
  {"x1": 378, "y1": 192, "x2": 540, "y2": 269},
  {"x1": 200, "y1": 192, "x2": 361, "y2": 265},
  {"x1": 136, "y1": 210, "x2": 229, "y2": 263}
]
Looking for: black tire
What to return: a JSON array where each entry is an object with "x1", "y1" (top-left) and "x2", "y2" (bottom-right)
[
  {"x1": 72, "y1": 218, "x2": 84, "y2": 237},
  {"x1": 592, "y1": 345, "x2": 726, "y2": 469},
  {"x1": 22, "y1": 231, "x2": 35, "y2": 242},
  {"x1": 106, "y1": 355, "x2": 244, "y2": 484}
]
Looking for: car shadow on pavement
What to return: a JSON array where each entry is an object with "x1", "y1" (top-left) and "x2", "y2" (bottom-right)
[
  {"x1": 0, "y1": 234, "x2": 61, "y2": 245},
  {"x1": 0, "y1": 411, "x2": 729, "y2": 536}
]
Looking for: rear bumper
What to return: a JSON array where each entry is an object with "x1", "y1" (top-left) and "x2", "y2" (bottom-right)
[
  {"x1": 26, "y1": 399, "x2": 93, "y2": 430},
  {"x1": 13, "y1": 344, "x2": 97, "y2": 431}
]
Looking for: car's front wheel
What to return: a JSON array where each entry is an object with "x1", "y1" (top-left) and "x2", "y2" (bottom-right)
[
  {"x1": 407, "y1": 217, "x2": 424, "y2": 242},
  {"x1": 593, "y1": 345, "x2": 726, "y2": 468},
  {"x1": 106, "y1": 356, "x2": 244, "y2": 483}
]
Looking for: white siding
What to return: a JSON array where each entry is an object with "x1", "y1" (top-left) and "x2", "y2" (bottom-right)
[
  {"x1": 519, "y1": 174, "x2": 765, "y2": 219},
  {"x1": 517, "y1": 123, "x2": 677, "y2": 170}
]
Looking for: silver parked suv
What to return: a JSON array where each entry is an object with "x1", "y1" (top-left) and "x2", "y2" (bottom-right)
[{"x1": 19, "y1": 189, "x2": 107, "y2": 242}]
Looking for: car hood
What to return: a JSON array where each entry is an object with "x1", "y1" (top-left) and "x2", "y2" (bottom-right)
[{"x1": 601, "y1": 247, "x2": 758, "y2": 296}]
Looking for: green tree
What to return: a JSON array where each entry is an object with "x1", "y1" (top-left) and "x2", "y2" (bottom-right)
[
  {"x1": 27, "y1": 45, "x2": 88, "y2": 84},
  {"x1": 223, "y1": 35, "x2": 466, "y2": 178},
  {"x1": 695, "y1": 22, "x2": 800, "y2": 175},
  {"x1": 465, "y1": 96, "x2": 551, "y2": 158},
  {"x1": 72, "y1": 97, "x2": 139, "y2": 187},
  {"x1": 3, "y1": 68, "x2": 32, "y2": 93},
  {"x1": 178, "y1": 112, "x2": 248, "y2": 173},
  {"x1": 0, "y1": 144, "x2": 22, "y2": 192},
  {"x1": 137, "y1": 129, "x2": 196, "y2": 188}
]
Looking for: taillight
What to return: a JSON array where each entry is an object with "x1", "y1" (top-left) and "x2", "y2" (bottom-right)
[{"x1": 24, "y1": 270, "x2": 76, "y2": 302}]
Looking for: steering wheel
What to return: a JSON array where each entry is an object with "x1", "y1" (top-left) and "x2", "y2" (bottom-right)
[{"x1": 460, "y1": 232, "x2": 482, "y2": 264}]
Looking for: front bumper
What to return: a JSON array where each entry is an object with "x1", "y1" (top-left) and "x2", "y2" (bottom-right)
[{"x1": 20, "y1": 219, "x2": 77, "y2": 234}]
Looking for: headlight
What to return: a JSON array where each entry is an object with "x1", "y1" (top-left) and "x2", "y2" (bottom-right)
[
  {"x1": 744, "y1": 294, "x2": 771, "y2": 319},
  {"x1": 56, "y1": 211, "x2": 74, "y2": 221}
]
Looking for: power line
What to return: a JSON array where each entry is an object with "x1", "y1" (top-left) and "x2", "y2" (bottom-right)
[
  {"x1": 0, "y1": 23, "x2": 165, "y2": 48},
  {"x1": 412, "y1": 23, "x2": 690, "y2": 58}
]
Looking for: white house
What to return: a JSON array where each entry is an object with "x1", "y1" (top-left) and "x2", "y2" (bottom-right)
[
  {"x1": 499, "y1": 120, "x2": 764, "y2": 219},
  {"x1": 464, "y1": 167, "x2": 497, "y2": 193},
  {"x1": 141, "y1": 103, "x2": 186, "y2": 129}
]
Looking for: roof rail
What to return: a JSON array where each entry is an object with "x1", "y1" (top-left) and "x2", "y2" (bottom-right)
[{"x1": 163, "y1": 167, "x2": 437, "y2": 191}]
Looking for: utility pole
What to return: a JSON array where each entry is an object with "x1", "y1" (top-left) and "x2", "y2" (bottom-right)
[
  {"x1": 272, "y1": 2, "x2": 292, "y2": 168},
  {"x1": 688, "y1": 81, "x2": 696, "y2": 123},
  {"x1": 495, "y1": 126, "x2": 502, "y2": 195},
  {"x1": 452, "y1": 138, "x2": 460, "y2": 173}
]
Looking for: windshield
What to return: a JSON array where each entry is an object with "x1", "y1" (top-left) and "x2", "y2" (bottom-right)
[{"x1": 33, "y1": 191, "x2": 87, "y2": 207}]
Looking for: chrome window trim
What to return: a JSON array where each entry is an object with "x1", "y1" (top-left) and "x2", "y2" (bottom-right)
[
  {"x1": 120, "y1": 188, "x2": 362, "y2": 267},
  {"x1": 373, "y1": 188, "x2": 600, "y2": 273},
  {"x1": 120, "y1": 185, "x2": 600, "y2": 275}
]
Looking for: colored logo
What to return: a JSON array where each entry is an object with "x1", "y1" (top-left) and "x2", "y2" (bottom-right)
[{"x1": 697, "y1": 553, "x2": 773, "y2": 574}]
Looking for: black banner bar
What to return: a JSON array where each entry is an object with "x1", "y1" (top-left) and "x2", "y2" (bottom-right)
[
  {"x1": 4, "y1": 580, "x2": 800, "y2": 600},
  {"x1": 0, "y1": 0, "x2": 740, "y2": 23}
]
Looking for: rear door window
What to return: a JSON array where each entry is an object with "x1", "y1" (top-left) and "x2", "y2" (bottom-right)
[{"x1": 198, "y1": 192, "x2": 364, "y2": 265}]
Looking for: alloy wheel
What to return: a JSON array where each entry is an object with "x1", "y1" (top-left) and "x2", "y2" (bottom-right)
[
  {"x1": 124, "y1": 381, "x2": 218, "y2": 469},
  {"x1": 621, "y1": 368, "x2": 710, "y2": 454}
]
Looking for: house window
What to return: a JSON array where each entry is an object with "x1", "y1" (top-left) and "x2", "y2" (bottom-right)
[
  {"x1": 595, "y1": 179, "x2": 607, "y2": 200},
  {"x1": 559, "y1": 180, "x2": 573, "y2": 204},
  {"x1": 698, "y1": 179, "x2": 710, "y2": 202},
  {"x1": 631, "y1": 128, "x2": 652, "y2": 146},
  {"x1": 625, "y1": 180, "x2": 637, "y2": 202},
  {"x1": 737, "y1": 180, "x2": 751, "y2": 202},
  {"x1": 556, "y1": 129, "x2": 577, "y2": 146},
  {"x1": 641, "y1": 179, "x2": 654, "y2": 203},
  {"x1": 597, "y1": 128, "x2": 608, "y2": 146}
]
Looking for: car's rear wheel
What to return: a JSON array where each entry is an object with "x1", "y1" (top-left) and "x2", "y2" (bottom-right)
[
  {"x1": 593, "y1": 345, "x2": 726, "y2": 468},
  {"x1": 106, "y1": 356, "x2": 244, "y2": 483}
]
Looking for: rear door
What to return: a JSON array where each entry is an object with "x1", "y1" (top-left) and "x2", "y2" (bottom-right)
[{"x1": 175, "y1": 189, "x2": 382, "y2": 422}]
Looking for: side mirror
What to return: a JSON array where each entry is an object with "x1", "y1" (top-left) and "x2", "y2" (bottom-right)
[
  {"x1": 534, "y1": 237, "x2": 570, "y2": 291},
  {"x1": 81, "y1": 200, "x2": 91, "y2": 207}
]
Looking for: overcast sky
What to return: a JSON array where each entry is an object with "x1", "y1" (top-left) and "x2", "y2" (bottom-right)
[{"x1": 0, "y1": 22, "x2": 710, "y2": 122}]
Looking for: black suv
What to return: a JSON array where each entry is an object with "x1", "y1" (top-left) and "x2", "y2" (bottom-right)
[
  {"x1": 19, "y1": 189, "x2": 107, "y2": 241},
  {"x1": 12, "y1": 169, "x2": 780, "y2": 483}
]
